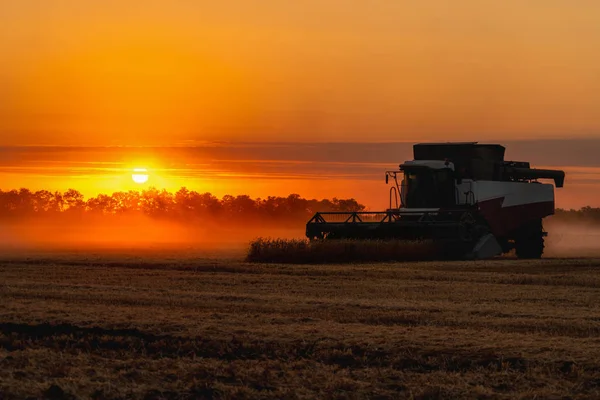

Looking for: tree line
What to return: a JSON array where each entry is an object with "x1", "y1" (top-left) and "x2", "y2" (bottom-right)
[
  {"x1": 0, "y1": 188, "x2": 365, "y2": 224},
  {"x1": 552, "y1": 207, "x2": 600, "y2": 224},
  {"x1": 0, "y1": 187, "x2": 597, "y2": 224}
]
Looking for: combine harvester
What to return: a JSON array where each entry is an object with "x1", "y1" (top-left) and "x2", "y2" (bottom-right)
[{"x1": 306, "y1": 142, "x2": 565, "y2": 260}]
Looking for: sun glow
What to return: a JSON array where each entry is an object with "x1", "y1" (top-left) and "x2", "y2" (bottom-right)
[{"x1": 132, "y1": 168, "x2": 149, "y2": 184}]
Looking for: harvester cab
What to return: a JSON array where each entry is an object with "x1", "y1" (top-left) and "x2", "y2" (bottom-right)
[
  {"x1": 389, "y1": 160, "x2": 458, "y2": 210},
  {"x1": 306, "y1": 142, "x2": 565, "y2": 260}
]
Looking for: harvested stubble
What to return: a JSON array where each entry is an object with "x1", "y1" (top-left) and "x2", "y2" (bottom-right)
[
  {"x1": 3, "y1": 255, "x2": 600, "y2": 399},
  {"x1": 246, "y1": 237, "x2": 441, "y2": 263}
]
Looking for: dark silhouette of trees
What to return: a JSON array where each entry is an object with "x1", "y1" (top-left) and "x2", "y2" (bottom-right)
[
  {"x1": 1, "y1": 186, "x2": 594, "y2": 226},
  {"x1": 552, "y1": 207, "x2": 600, "y2": 224},
  {"x1": 0, "y1": 187, "x2": 366, "y2": 225},
  {"x1": 63, "y1": 189, "x2": 85, "y2": 213}
]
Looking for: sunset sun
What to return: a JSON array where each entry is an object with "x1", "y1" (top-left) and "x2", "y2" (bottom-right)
[{"x1": 132, "y1": 168, "x2": 149, "y2": 184}]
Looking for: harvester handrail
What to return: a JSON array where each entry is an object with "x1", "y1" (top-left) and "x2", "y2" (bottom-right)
[
  {"x1": 306, "y1": 209, "x2": 469, "y2": 225},
  {"x1": 389, "y1": 186, "x2": 399, "y2": 209},
  {"x1": 309, "y1": 210, "x2": 464, "y2": 216}
]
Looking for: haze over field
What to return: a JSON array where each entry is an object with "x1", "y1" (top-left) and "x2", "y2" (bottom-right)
[{"x1": 0, "y1": 186, "x2": 597, "y2": 258}]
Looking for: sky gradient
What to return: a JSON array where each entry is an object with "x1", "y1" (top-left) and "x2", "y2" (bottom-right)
[
  {"x1": 1, "y1": 1, "x2": 599, "y2": 208},
  {"x1": 3, "y1": 1, "x2": 600, "y2": 145}
]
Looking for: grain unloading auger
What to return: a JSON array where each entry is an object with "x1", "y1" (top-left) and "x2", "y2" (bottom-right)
[{"x1": 306, "y1": 142, "x2": 565, "y2": 260}]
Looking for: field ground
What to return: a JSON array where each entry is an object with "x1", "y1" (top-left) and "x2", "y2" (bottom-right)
[{"x1": 2, "y1": 251, "x2": 600, "y2": 399}]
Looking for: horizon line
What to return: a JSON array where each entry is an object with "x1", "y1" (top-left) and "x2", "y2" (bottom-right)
[{"x1": 2, "y1": 137, "x2": 600, "y2": 149}]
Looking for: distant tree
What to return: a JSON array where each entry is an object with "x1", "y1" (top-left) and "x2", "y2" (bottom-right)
[
  {"x1": 63, "y1": 189, "x2": 85, "y2": 212},
  {"x1": 140, "y1": 188, "x2": 174, "y2": 217},
  {"x1": 86, "y1": 194, "x2": 116, "y2": 215}
]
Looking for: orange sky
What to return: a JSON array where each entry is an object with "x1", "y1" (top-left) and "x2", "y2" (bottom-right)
[
  {"x1": 2, "y1": 1, "x2": 600, "y2": 145},
  {"x1": 1, "y1": 2, "x2": 600, "y2": 208}
]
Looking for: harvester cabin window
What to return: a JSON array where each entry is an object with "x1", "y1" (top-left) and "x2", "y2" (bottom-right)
[{"x1": 404, "y1": 169, "x2": 455, "y2": 208}]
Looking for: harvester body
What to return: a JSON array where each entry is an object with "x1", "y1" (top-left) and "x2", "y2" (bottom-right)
[{"x1": 306, "y1": 142, "x2": 565, "y2": 259}]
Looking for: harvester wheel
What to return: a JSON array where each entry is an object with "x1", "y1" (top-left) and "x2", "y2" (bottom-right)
[{"x1": 514, "y1": 219, "x2": 545, "y2": 259}]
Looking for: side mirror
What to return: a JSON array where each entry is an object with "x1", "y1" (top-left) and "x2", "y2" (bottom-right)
[{"x1": 385, "y1": 174, "x2": 389, "y2": 184}]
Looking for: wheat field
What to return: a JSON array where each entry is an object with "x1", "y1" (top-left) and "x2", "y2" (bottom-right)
[
  {"x1": 1, "y1": 251, "x2": 600, "y2": 399},
  {"x1": 246, "y1": 238, "x2": 443, "y2": 263}
]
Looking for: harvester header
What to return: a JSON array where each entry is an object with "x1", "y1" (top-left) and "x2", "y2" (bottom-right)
[{"x1": 306, "y1": 142, "x2": 565, "y2": 260}]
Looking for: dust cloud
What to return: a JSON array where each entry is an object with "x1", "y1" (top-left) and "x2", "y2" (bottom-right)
[
  {"x1": 544, "y1": 221, "x2": 600, "y2": 258},
  {"x1": 1, "y1": 215, "x2": 599, "y2": 259},
  {"x1": 0, "y1": 216, "x2": 305, "y2": 257}
]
